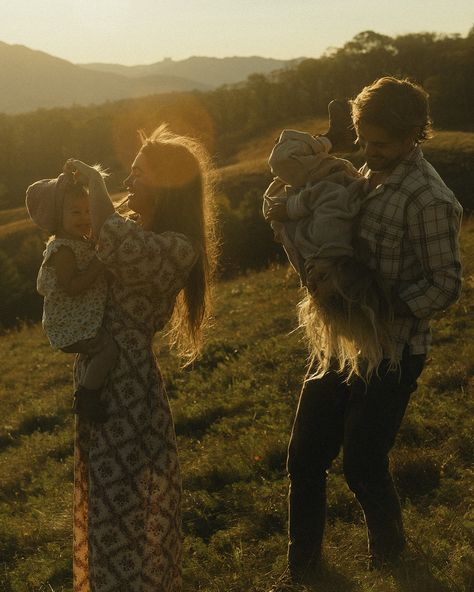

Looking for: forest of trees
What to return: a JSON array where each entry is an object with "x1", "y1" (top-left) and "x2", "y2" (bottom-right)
[{"x1": 1, "y1": 29, "x2": 473, "y2": 209}]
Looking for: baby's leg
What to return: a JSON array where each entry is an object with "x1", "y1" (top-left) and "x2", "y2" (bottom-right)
[
  {"x1": 321, "y1": 100, "x2": 358, "y2": 153},
  {"x1": 63, "y1": 328, "x2": 118, "y2": 390},
  {"x1": 61, "y1": 329, "x2": 118, "y2": 423},
  {"x1": 79, "y1": 329, "x2": 118, "y2": 390}
]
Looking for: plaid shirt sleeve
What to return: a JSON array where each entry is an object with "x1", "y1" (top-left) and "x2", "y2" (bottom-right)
[{"x1": 399, "y1": 200, "x2": 462, "y2": 318}]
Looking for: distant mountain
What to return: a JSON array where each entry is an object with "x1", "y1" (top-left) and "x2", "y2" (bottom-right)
[
  {"x1": 0, "y1": 42, "x2": 300, "y2": 114},
  {"x1": 0, "y1": 41, "x2": 210, "y2": 114},
  {"x1": 80, "y1": 56, "x2": 299, "y2": 87}
]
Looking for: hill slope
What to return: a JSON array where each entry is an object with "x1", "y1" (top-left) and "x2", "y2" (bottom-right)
[
  {"x1": 0, "y1": 221, "x2": 473, "y2": 592},
  {"x1": 0, "y1": 42, "x2": 296, "y2": 115},
  {"x1": 0, "y1": 41, "x2": 210, "y2": 114}
]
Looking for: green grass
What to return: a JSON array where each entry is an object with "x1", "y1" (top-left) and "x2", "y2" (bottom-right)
[{"x1": 1, "y1": 220, "x2": 473, "y2": 592}]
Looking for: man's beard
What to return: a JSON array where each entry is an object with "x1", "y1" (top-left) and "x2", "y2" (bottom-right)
[{"x1": 367, "y1": 155, "x2": 401, "y2": 172}]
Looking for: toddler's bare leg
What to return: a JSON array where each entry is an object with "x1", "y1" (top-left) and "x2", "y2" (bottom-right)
[
  {"x1": 61, "y1": 329, "x2": 118, "y2": 423},
  {"x1": 80, "y1": 337, "x2": 118, "y2": 390},
  {"x1": 63, "y1": 329, "x2": 118, "y2": 390}
]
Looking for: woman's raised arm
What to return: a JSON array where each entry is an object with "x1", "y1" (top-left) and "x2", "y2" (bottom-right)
[{"x1": 66, "y1": 159, "x2": 115, "y2": 237}]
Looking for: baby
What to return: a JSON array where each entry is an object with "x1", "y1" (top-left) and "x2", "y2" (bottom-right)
[
  {"x1": 263, "y1": 102, "x2": 395, "y2": 380},
  {"x1": 26, "y1": 171, "x2": 117, "y2": 422}
]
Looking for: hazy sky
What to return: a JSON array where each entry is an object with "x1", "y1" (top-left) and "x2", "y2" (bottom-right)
[{"x1": 2, "y1": 0, "x2": 473, "y2": 65}]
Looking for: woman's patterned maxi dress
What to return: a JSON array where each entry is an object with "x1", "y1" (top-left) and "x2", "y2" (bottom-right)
[{"x1": 73, "y1": 213, "x2": 196, "y2": 592}]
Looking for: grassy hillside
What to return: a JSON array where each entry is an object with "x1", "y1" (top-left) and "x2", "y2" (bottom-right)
[{"x1": 1, "y1": 218, "x2": 473, "y2": 592}]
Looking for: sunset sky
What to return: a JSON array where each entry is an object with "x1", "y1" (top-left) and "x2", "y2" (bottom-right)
[{"x1": 2, "y1": 0, "x2": 473, "y2": 65}]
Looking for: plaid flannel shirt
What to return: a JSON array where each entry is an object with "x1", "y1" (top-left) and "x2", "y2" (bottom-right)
[{"x1": 356, "y1": 146, "x2": 462, "y2": 358}]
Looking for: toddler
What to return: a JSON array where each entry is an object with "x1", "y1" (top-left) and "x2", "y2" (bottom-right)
[
  {"x1": 26, "y1": 171, "x2": 117, "y2": 422},
  {"x1": 263, "y1": 101, "x2": 395, "y2": 380}
]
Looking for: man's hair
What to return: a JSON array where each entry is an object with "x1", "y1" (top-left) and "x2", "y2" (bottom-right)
[{"x1": 351, "y1": 77, "x2": 433, "y2": 142}]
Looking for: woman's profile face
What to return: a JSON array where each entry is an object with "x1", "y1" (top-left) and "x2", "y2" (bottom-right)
[{"x1": 124, "y1": 151, "x2": 157, "y2": 217}]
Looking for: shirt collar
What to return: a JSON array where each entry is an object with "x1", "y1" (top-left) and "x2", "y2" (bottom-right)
[{"x1": 382, "y1": 146, "x2": 423, "y2": 188}]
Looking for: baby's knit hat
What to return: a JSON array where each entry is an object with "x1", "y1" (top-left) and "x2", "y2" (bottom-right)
[{"x1": 25, "y1": 173, "x2": 72, "y2": 233}]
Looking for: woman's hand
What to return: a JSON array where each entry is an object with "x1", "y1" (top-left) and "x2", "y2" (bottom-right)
[
  {"x1": 63, "y1": 159, "x2": 103, "y2": 185},
  {"x1": 64, "y1": 159, "x2": 114, "y2": 235},
  {"x1": 264, "y1": 201, "x2": 289, "y2": 222}
]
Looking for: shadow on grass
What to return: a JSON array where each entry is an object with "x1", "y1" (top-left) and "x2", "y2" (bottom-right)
[
  {"x1": 0, "y1": 571, "x2": 12, "y2": 592},
  {"x1": 0, "y1": 412, "x2": 67, "y2": 453},
  {"x1": 394, "y1": 451, "x2": 441, "y2": 499},
  {"x1": 184, "y1": 464, "x2": 248, "y2": 493},
  {"x1": 175, "y1": 401, "x2": 251, "y2": 439},
  {"x1": 388, "y1": 555, "x2": 453, "y2": 592},
  {"x1": 0, "y1": 530, "x2": 19, "y2": 564},
  {"x1": 265, "y1": 561, "x2": 358, "y2": 592},
  {"x1": 188, "y1": 341, "x2": 247, "y2": 374},
  {"x1": 48, "y1": 563, "x2": 73, "y2": 590},
  {"x1": 315, "y1": 566, "x2": 359, "y2": 592}
]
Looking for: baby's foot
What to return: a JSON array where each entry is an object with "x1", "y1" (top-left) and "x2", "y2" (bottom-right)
[{"x1": 321, "y1": 100, "x2": 358, "y2": 153}]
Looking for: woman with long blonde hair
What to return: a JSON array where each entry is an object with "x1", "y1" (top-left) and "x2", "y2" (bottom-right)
[{"x1": 67, "y1": 124, "x2": 217, "y2": 592}]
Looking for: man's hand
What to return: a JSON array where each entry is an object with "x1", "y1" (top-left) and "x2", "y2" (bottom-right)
[
  {"x1": 391, "y1": 289, "x2": 413, "y2": 317},
  {"x1": 305, "y1": 257, "x2": 333, "y2": 296},
  {"x1": 264, "y1": 202, "x2": 289, "y2": 222}
]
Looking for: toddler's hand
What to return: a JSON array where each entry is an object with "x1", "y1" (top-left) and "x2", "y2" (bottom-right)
[{"x1": 265, "y1": 202, "x2": 289, "y2": 222}]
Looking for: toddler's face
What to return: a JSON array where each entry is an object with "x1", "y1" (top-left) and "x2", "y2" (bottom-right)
[{"x1": 61, "y1": 194, "x2": 91, "y2": 239}]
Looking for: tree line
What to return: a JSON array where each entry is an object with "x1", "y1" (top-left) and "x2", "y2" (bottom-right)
[{"x1": 1, "y1": 29, "x2": 473, "y2": 209}]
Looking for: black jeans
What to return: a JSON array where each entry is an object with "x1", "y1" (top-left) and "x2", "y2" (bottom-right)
[{"x1": 287, "y1": 347, "x2": 425, "y2": 571}]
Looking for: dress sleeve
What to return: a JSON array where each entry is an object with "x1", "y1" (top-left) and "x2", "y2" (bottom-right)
[{"x1": 96, "y1": 212, "x2": 197, "y2": 288}]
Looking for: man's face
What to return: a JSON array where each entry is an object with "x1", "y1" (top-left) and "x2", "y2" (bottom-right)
[{"x1": 356, "y1": 121, "x2": 416, "y2": 173}]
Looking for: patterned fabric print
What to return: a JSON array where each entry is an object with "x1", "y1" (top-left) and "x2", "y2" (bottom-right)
[
  {"x1": 356, "y1": 147, "x2": 462, "y2": 357},
  {"x1": 73, "y1": 213, "x2": 196, "y2": 592},
  {"x1": 37, "y1": 237, "x2": 107, "y2": 349}
]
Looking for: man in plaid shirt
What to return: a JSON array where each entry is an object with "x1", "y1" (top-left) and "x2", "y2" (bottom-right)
[{"x1": 276, "y1": 77, "x2": 462, "y2": 589}]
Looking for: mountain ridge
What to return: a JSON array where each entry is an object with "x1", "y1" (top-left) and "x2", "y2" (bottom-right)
[
  {"x1": 79, "y1": 55, "x2": 299, "y2": 86},
  {"x1": 0, "y1": 41, "x2": 299, "y2": 114}
]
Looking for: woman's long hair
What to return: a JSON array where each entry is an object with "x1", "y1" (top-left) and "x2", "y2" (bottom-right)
[
  {"x1": 138, "y1": 124, "x2": 218, "y2": 362},
  {"x1": 298, "y1": 256, "x2": 396, "y2": 381}
]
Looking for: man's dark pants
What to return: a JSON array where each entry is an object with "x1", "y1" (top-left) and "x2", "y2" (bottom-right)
[{"x1": 287, "y1": 346, "x2": 425, "y2": 575}]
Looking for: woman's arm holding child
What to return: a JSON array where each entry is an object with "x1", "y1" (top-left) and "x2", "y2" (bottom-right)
[{"x1": 49, "y1": 246, "x2": 104, "y2": 296}]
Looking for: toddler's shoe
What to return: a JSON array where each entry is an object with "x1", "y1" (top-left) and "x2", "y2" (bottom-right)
[
  {"x1": 321, "y1": 99, "x2": 358, "y2": 153},
  {"x1": 73, "y1": 385, "x2": 107, "y2": 423}
]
